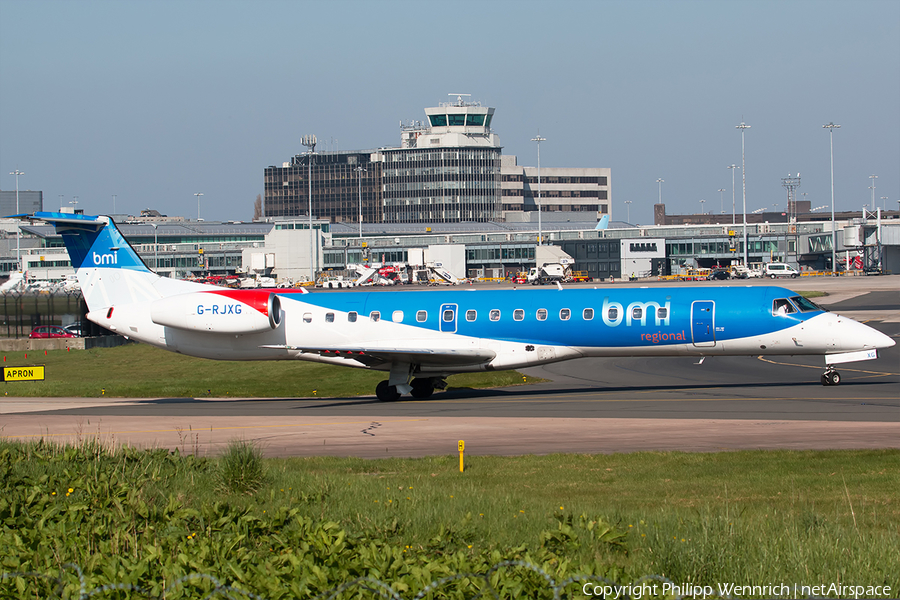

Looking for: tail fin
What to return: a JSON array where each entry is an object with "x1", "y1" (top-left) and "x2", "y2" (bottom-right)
[
  {"x1": 27, "y1": 212, "x2": 164, "y2": 311},
  {"x1": 595, "y1": 215, "x2": 610, "y2": 230},
  {"x1": 30, "y1": 212, "x2": 151, "y2": 272}
]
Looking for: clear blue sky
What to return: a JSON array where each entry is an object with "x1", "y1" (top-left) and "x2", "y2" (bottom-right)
[{"x1": 1, "y1": 0, "x2": 897, "y2": 224}]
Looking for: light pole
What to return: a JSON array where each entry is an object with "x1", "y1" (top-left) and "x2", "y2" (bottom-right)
[
  {"x1": 151, "y1": 223, "x2": 158, "y2": 271},
  {"x1": 718, "y1": 189, "x2": 725, "y2": 214},
  {"x1": 736, "y1": 121, "x2": 751, "y2": 267},
  {"x1": 699, "y1": 199, "x2": 706, "y2": 215},
  {"x1": 356, "y1": 166, "x2": 366, "y2": 240},
  {"x1": 823, "y1": 122, "x2": 840, "y2": 274},
  {"x1": 531, "y1": 134, "x2": 545, "y2": 245},
  {"x1": 194, "y1": 192, "x2": 204, "y2": 220},
  {"x1": 624, "y1": 200, "x2": 632, "y2": 223},
  {"x1": 656, "y1": 178, "x2": 664, "y2": 205},
  {"x1": 112, "y1": 194, "x2": 117, "y2": 215},
  {"x1": 727, "y1": 165, "x2": 738, "y2": 225},
  {"x1": 301, "y1": 134, "x2": 317, "y2": 282},
  {"x1": 869, "y1": 175, "x2": 877, "y2": 214},
  {"x1": 881, "y1": 196, "x2": 888, "y2": 211},
  {"x1": 9, "y1": 169, "x2": 24, "y2": 270}
]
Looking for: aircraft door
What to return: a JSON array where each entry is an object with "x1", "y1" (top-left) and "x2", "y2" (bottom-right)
[
  {"x1": 439, "y1": 303, "x2": 458, "y2": 333},
  {"x1": 691, "y1": 300, "x2": 716, "y2": 347}
]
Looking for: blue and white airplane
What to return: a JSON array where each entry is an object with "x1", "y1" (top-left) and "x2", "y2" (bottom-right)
[{"x1": 26, "y1": 212, "x2": 894, "y2": 400}]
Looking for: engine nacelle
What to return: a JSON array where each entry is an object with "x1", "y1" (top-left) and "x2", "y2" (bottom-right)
[{"x1": 150, "y1": 291, "x2": 282, "y2": 334}]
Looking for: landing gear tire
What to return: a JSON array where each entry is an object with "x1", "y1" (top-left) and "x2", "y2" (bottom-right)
[
  {"x1": 410, "y1": 378, "x2": 435, "y2": 399},
  {"x1": 821, "y1": 370, "x2": 841, "y2": 386},
  {"x1": 376, "y1": 380, "x2": 401, "y2": 401}
]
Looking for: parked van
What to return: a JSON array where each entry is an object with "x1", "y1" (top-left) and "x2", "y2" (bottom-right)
[{"x1": 764, "y1": 263, "x2": 799, "y2": 278}]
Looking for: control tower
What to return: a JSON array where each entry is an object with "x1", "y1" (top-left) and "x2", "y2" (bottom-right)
[
  {"x1": 401, "y1": 94, "x2": 499, "y2": 149},
  {"x1": 385, "y1": 95, "x2": 502, "y2": 223}
]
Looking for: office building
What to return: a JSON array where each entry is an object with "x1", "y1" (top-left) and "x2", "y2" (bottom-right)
[
  {"x1": 264, "y1": 97, "x2": 611, "y2": 224},
  {"x1": 0, "y1": 190, "x2": 42, "y2": 215}
]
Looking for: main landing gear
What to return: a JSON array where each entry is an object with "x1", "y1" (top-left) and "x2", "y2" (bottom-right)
[
  {"x1": 375, "y1": 377, "x2": 446, "y2": 401},
  {"x1": 821, "y1": 367, "x2": 842, "y2": 386}
]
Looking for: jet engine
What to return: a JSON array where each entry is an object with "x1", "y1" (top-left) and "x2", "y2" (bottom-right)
[{"x1": 150, "y1": 291, "x2": 282, "y2": 334}]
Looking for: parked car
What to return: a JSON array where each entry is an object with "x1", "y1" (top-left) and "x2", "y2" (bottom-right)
[
  {"x1": 63, "y1": 324, "x2": 84, "y2": 337},
  {"x1": 707, "y1": 270, "x2": 730, "y2": 281},
  {"x1": 29, "y1": 325, "x2": 76, "y2": 339}
]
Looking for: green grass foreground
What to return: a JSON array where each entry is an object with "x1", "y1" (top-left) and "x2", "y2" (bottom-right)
[
  {"x1": 1, "y1": 441, "x2": 897, "y2": 599},
  {"x1": 0, "y1": 344, "x2": 532, "y2": 398}
]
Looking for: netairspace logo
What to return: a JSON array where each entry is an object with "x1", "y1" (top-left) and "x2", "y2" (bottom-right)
[{"x1": 581, "y1": 582, "x2": 893, "y2": 598}]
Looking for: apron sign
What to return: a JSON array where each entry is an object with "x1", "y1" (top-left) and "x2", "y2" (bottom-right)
[{"x1": 3, "y1": 366, "x2": 46, "y2": 382}]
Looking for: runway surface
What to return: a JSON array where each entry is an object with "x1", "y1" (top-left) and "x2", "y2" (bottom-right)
[{"x1": 1, "y1": 282, "x2": 897, "y2": 458}]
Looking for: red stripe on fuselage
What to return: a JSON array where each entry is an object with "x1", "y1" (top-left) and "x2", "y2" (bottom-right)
[{"x1": 204, "y1": 289, "x2": 308, "y2": 316}]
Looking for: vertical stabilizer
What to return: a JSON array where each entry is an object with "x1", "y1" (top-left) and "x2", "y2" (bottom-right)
[{"x1": 26, "y1": 212, "x2": 166, "y2": 311}]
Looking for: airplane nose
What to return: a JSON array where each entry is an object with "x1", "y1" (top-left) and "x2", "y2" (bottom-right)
[{"x1": 842, "y1": 316, "x2": 895, "y2": 351}]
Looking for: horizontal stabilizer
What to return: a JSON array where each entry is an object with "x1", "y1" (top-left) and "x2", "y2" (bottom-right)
[{"x1": 25, "y1": 212, "x2": 150, "y2": 272}]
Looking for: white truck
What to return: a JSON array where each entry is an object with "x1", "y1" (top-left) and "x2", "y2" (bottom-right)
[
  {"x1": 527, "y1": 246, "x2": 574, "y2": 284},
  {"x1": 527, "y1": 263, "x2": 569, "y2": 285}
]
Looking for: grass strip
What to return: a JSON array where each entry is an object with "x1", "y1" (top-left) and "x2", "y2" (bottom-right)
[
  {"x1": 0, "y1": 343, "x2": 534, "y2": 398},
  {"x1": 1, "y1": 441, "x2": 897, "y2": 598}
]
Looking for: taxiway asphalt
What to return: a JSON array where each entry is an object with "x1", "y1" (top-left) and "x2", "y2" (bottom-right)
[{"x1": 1, "y1": 278, "x2": 897, "y2": 458}]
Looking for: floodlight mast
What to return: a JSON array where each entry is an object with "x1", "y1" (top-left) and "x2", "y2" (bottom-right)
[
  {"x1": 532, "y1": 134, "x2": 546, "y2": 245},
  {"x1": 356, "y1": 165, "x2": 367, "y2": 240},
  {"x1": 301, "y1": 134, "x2": 317, "y2": 282},
  {"x1": 736, "y1": 121, "x2": 751, "y2": 267},
  {"x1": 781, "y1": 174, "x2": 800, "y2": 223},
  {"x1": 823, "y1": 122, "x2": 840, "y2": 274},
  {"x1": 727, "y1": 165, "x2": 738, "y2": 225},
  {"x1": 10, "y1": 169, "x2": 24, "y2": 270}
]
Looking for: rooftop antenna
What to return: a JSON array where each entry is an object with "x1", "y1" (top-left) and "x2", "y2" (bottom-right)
[{"x1": 448, "y1": 93, "x2": 471, "y2": 106}]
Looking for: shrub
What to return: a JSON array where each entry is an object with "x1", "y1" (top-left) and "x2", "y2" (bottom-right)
[{"x1": 217, "y1": 439, "x2": 266, "y2": 495}]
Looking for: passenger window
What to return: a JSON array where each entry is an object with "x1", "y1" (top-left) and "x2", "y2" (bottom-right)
[
  {"x1": 536, "y1": 308, "x2": 548, "y2": 321},
  {"x1": 560, "y1": 308, "x2": 570, "y2": 321},
  {"x1": 392, "y1": 310, "x2": 403, "y2": 323},
  {"x1": 370, "y1": 311, "x2": 380, "y2": 322},
  {"x1": 466, "y1": 309, "x2": 477, "y2": 321},
  {"x1": 325, "y1": 312, "x2": 335, "y2": 323},
  {"x1": 490, "y1": 309, "x2": 500, "y2": 321},
  {"x1": 657, "y1": 307, "x2": 667, "y2": 319},
  {"x1": 514, "y1": 309, "x2": 524, "y2": 321},
  {"x1": 772, "y1": 299, "x2": 797, "y2": 316},
  {"x1": 608, "y1": 307, "x2": 618, "y2": 320},
  {"x1": 303, "y1": 313, "x2": 312, "y2": 323},
  {"x1": 583, "y1": 308, "x2": 594, "y2": 320},
  {"x1": 632, "y1": 307, "x2": 643, "y2": 320},
  {"x1": 443, "y1": 309, "x2": 454, "y2": 322},
  {"x1": 417, "y1": 310, "x2": 427, "y2": 322},
  {"x1": 348, "y1": 311, "x2": 357, "y2": 323}
]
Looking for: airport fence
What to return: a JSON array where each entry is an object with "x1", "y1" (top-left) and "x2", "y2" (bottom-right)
[{"x1": 0, "y1": 290, "x2": 98, "y2": 339}]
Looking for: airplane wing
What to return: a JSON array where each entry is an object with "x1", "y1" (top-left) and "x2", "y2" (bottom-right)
[{"x1": 259, "y1": 344, "x2": 496, "y2": 367}]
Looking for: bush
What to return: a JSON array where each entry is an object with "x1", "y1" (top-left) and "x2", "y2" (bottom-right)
[{"x1": 217, "y1": 439, "x2": 266, "y2": 495}]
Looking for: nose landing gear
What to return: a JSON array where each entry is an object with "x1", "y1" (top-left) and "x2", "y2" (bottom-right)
[{"x1": 821, "y1": 367, "x2": 841, "y2": 386}]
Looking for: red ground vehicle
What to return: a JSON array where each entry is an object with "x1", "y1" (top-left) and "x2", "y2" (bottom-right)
[
  {"x1": 29, "y1": 325, "x2": 76, "y2": 339},
  {"x1": 512, "y1": 271, "x2": 528, "y2": 284}
]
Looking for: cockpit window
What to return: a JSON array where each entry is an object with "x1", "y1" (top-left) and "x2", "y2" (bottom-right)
[
  {"x1": 790, "y1": 296, "x2": 824, "y2": 312},
  {"x1": 772, "y1": 298, "x2": 797, "y2": 316}
]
